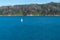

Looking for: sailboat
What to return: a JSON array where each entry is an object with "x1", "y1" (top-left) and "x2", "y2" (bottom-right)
[{"x1": 21, "y1": 18, "x2": 23, "y2": 22}]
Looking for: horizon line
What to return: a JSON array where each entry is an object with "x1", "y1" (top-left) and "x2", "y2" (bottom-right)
[{"x1": 0, "y1": 2, "x2": 59, "y2": 6}]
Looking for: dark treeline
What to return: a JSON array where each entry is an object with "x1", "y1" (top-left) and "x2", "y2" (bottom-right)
[{"x1": 0, "y1": 2, "x2": 60, "y2": 16}]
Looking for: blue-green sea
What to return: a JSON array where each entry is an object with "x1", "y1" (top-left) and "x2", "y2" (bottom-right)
[{"x1": 0, "y1": 16, "x2": 60, "y2": 40}]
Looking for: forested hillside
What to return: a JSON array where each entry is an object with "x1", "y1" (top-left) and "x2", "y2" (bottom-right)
[{"x1": 0, "y1": 2, "x2": 60, "y2": 16}]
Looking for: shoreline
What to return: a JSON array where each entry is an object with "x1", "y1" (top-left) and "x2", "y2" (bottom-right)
[{"x1": 0, "y1": 15, "x2": 60, "y2": 16}]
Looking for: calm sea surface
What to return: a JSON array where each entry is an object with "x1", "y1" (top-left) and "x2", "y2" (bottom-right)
[{"x1": 0, "y1": 16, "x2": 60, "y2": 40}]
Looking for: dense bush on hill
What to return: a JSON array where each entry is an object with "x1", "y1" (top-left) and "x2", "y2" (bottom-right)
[{"x1": 0, "y1": 2, "x2": 60, "y2": 16}]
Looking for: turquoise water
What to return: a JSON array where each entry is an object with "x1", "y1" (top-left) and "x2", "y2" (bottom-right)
[{"x1": 0, "y1": 16, "x2": 60, "y2": 40}]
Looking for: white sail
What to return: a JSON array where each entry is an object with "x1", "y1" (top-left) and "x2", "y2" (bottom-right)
[{"x1": 21, "y1": 18, "x2": 23, "y2": 22}]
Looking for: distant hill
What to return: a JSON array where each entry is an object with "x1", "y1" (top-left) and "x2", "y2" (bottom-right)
[{"x1": 0, "y1": 2, "x2": 60, "y2": 16}]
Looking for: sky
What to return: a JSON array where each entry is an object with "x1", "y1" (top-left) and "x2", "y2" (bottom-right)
[{"x1": 0, "y1": 0, "x2": 60, "y2": 6}]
